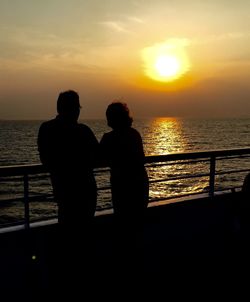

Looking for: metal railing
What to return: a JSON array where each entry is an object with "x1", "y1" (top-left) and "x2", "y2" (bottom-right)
[{"x1": 0, "y1": 147, "x2": 250, "y2": 229}]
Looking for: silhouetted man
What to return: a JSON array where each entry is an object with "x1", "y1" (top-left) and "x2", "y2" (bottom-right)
[
  {"x1": 37, "y1": 90, "x2": 99, "y2": 291},
  {"x1": 37, "y1": 90, "x2": 99, "y2": 230}
]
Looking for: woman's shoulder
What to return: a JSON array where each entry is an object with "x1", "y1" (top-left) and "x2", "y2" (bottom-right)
[
  {"x1": 129, "y1": 127, "x2": 142, "y2": 138},
  {"x1": 130, "y1": 127, "x2": 140, "y2": 133}
]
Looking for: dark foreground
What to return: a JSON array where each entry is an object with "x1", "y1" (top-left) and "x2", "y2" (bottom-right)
[{"x1": 0, "y1": 192, "x2": 250, "y2": 299}]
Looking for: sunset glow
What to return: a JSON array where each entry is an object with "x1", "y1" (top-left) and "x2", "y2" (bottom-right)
[
  {"x1": 1, "y1": 1, "x2": 250, "y2": 119},
  {"x1": 142, "y1": 39, "x2": 191, "y2": 82}
]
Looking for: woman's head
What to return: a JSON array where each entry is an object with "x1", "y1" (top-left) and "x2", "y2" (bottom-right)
[{"x1": 106, "y1": 102, "x2": 133, "y2": 129}]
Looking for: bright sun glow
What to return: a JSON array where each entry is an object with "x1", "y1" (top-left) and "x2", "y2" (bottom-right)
[
  {"x1": 142, "y1": 39, "x2": 191, "y2": 82},
  {"x1": 155, "y1": 55, "x2": 181, "y2": 77}
]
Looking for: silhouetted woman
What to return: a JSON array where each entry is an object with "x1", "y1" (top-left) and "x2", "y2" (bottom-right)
[
  {"x1": 100, "y1": 102, "x2": 149, "y2": 280},
  {"x1": 100, "y1": 102, "x2": 149, "y2": 226}
]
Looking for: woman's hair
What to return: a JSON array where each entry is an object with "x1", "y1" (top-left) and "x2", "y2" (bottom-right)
[{"x1": 106, "y1": 102, "x2": 133, "y2": 129}]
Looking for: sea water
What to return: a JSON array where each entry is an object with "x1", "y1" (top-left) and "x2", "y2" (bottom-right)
[{"x1": 0, "y1": 117, "x2": 250, "y2": 224}]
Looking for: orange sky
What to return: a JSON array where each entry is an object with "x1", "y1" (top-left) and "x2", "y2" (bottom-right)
[{"x1": 1, "y1": 0, "x2": 250, "y2": 119}]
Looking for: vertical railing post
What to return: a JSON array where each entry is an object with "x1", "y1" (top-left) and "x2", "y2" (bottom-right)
[
  {"x1": 23, "y1": 174, "x2": 30, "y2": 229},
  {"x1": 209, "y1": 156, "x2": 216, "y2": 197}
]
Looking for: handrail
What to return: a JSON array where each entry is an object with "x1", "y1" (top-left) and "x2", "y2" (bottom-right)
[{"x1": 1, "y1": 147, "x2": 250, "y2": 229}]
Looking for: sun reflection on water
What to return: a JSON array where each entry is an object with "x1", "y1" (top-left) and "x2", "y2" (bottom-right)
[
  {"x1": 144, "y1": 117, "x2": 209, "y2": 201},
  {"x1": 146, "y1": 117, "x2": 186, "y2": 155}
]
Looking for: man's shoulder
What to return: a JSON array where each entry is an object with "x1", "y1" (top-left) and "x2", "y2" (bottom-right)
[
  {"x1": 40, "y1": 118, "x2": 56, "y2": 126},
  {"x1": 78, "y1": 122, "x2": 89, "y2": 129},
  {"x1": 78, "y1": 123, "x2": 94, "y2": 133},
  {"x1": 39, "y1": 118, "x2": 57, "y2": 132}
]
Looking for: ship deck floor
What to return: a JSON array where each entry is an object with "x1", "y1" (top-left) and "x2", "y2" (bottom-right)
[{"x1": 0, "y1": 192, "x2": 249, "y2": 299}]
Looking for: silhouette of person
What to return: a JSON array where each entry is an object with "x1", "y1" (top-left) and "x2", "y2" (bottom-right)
[
  {"x1": 100, "y1": 102, "x2": 149, "y2": 220},
  {"x1": 38, "y1": 90, "x2": 98, "y2": 228},
  {"x1": 239, "y1": 172, "x2": 250, "y2": 235},
  {"x1": 242, "y1": 173, "x2": 250, "y2": 197},
  {"x1": 230, "y1": 172, "x2": 250, "y2": 273},
  {"x1": 37, "y1": 90, "x2": 99, "y2": 291},
  {"x1": 100, "y1": 102, "x2": 149, "y2": 276}
]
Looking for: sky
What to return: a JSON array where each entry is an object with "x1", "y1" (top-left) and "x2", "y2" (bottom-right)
[{"x1": 1, "y1": 0, "x2": 250, "y2": 119}]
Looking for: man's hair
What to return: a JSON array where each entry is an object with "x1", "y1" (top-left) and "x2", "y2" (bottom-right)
[{"x1": 57, "y1": 90, "x2": 80, "y2": 114}]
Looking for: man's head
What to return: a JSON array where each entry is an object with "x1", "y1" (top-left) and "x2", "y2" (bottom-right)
[{"x1": 57, "y1": 90, "x2": 81, "y2": 121}]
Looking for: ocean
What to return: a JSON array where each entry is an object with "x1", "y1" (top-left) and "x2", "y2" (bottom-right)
[{"x1": 1, "y1": 117, "x2": 250, "y2": 225}]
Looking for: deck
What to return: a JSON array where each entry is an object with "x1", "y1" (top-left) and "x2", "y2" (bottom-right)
[{"x1": 0, "y1": 191, "x2": 249, "y2": 297}]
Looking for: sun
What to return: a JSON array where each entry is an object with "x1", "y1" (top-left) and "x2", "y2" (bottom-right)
[
  {"x1": 142, "y1": 39, "x2": 191, "y2": 82},
  {"x1": 155, "y1": 55, "x2": 181, "y2": 77}
]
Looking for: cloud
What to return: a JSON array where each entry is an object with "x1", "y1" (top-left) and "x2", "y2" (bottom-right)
[
  {"x1": 0, "y1": 25, "x2": 107, "y2": 73},
  {"x1": 127, "y1": 16, "x2": 144, "y2": 23},
  {"x1": 98, "y1": 21, "x2": 130, "y2": 33},
  {"x1": 98, "y1": 14, "x2": 145, "y2": 34}
]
